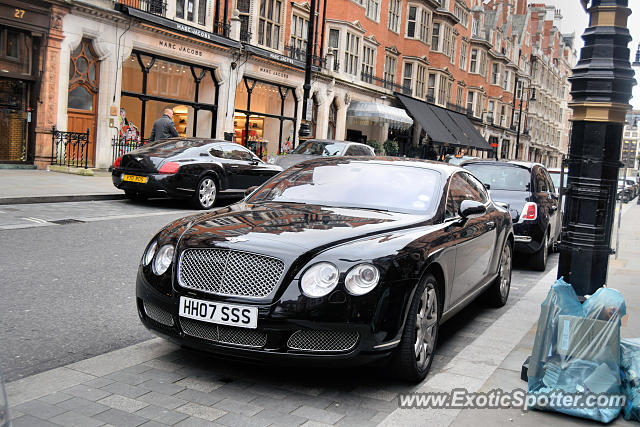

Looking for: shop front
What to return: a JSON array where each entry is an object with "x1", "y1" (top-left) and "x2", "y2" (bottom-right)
[
  {"x1": 120, "y1": 50, "x2": 219, "y2": 143},
  {"x1": 0, "y1": 0, "x2": 49, "y2": 164},
  {"x1": 233, "y1": 75, "x2": 298, "y2": 159}
]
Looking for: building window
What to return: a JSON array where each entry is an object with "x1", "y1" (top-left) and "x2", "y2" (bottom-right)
[
  {"x1": 500, "y1": 105, "x2": 506, "y2": 127},
  {"x1": 176, "y1": 0, "x2": 207, "y2": 25},
  {"x1": 420, "y1": 9, "x2": 429, "y2": 43},
  {"x1": 328, "y1": 28, "x2": 340, "y2": 70},
  {"x1": 237, "y1": 0, "x2": 251, "y2": 42},
  {"x1": 440, "y1": 0, "x2": 448, "y2": 9},
  {"x1": 258, "y1": 0, "x2": 282, "y2": 50},
  {"x1": 467, "y1": 91, "x2": 475, "y2": 115},
  {"x1": 449, "y1": 29, "x2": 456, "y2": 62},
  {"x1": 479, "y1": 50, "x2": 488, "y2": 77},
  {"x1": 488, "y1": 100, "x2": 495, "y2": 123},
  {"x1": 290, "y1": 14, "x2": 309, "y2": 53},
  {"x1": 459, "y1": 42, "x2": 467, "y2": 70},
  {"x1": 384, "y1": 54, "x2": 397, "y2": 88},
  {"x1": 516, "y1": 79, "x2": 523, "y2": 99},
  {"x1": 431, "y1": 22, "x2": 440, "y2": 50},
  {"x1": 362, "y1": 44, "x2": 376, "y2": 80},
  {"x1": 502, "y1": 70, "x2": 510, "y2": 90},
  {"x1": 403, "y1": 62, "x2": 413, "y2": 92},
  {"x1": 407, "y1": 6, "x2": 417, "y2": 38},
  {"x1": 442, "y1": 24, "x2": 451, "y2": 56},
  {"x1": 491, "y1": 63, "x2": 500, "y2": 85},
  {"x1": 471, "y1": 18, "x2": 479, "y2": 36},
  {"x1": 454, "y1": 3, "x2": 468, "y2": 27},
  {"x1": 388, "y1": 0, "x2": 401, "y2": 33},
  {"x1": 469, "y1": 48, "x2": 478, "y2": 73},
  {"x1": 366, "y1": 0, "x2": 380, "y2": 21},
  {"x1": 416, "y1": 64, "x2": 426, "y2": 98},
  {"x1": 437, "y1": 75, "x2": 447, "y2": 106},
  {"x1": 344, "y1": 32, "x2": 360, "y2": 75},
  {"x1": 456, "y1": 86, "x2": 464, "y2": 106},
  {"x1": 427, "y1": 73, "x2": 436, "y2": 101}
]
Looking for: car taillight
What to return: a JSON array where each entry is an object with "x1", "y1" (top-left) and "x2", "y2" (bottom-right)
[
  {"x1": 113, "y1": 157, "x2": 121, "y2": 168},
  {"x1": 521, "y1": 202, "x2": 538, "y2": 220},
  {"x1": 158, "y1": 162, "x2": 179, "y2": 174}
]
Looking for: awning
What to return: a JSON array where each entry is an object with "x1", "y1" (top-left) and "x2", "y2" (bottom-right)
[
  {"x1": 346, "y1": 102, "x2": 414, "y2": 130},
  {"x1": 396, "y1": 94, "x2": 492, "y2": 150}
]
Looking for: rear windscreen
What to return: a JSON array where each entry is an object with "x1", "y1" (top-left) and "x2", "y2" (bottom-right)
[{"x1": 463, "y1": 164, "x2": 531, "y2": 191}]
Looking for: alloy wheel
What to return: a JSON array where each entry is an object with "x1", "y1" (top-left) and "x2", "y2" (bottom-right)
[
  {"x1": 499, "y1": 244, "x2": 512, "y2": 298},
  {"x1": 414, "y1": 286, "x2": 438, "y2": 369},
  {"x1": 198, "y1": 178, "x2": 216, "y2": 208}
]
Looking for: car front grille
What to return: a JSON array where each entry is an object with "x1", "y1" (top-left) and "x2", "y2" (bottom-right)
[
  {"x1": 143, "y1": 302, "x2": 174, "y2": 327},
  {"x1": 287, "y1": 330, "x2": 359, "y2": 352},
  {"x1": 178, "y1": 249, "x2": 285, "y2": 298},
  {"x1": 179, "y1": 318, "x2": 267, "y2": 348}
]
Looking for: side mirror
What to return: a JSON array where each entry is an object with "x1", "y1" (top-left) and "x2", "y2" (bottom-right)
[
  {"x1": 245, "y1": 186, "x2": 259, "y2": 197},
  {"x1": 484, "y1": 183, "x2": 491, "y2": 190},
  {"x1": 460, "y1": 200, "x2": 486, "y2": 219}
]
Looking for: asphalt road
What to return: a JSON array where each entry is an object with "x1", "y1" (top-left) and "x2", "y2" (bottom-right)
[{"x1": 0, "y1": 197, "x2": 557, "y2": 383}]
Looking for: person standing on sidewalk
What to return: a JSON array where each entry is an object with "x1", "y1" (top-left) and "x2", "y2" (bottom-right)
[{"x1": 148, "y1": 108, "x2": 179, "y2": 142}]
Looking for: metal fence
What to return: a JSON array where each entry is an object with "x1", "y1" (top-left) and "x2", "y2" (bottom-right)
[
  {"x1": 115, "y1": 0, "x2": 167, "y2": 16},
  {"x1": 111, "y1": 134, "x2": 146, "y2": 166},
  {"x1": 50, "y1": 126, "x2": 90, "y2": 169}
]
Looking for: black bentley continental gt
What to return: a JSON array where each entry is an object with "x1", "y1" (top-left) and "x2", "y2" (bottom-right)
[
  {"x1": 136, "y1": 157, "x2": 514, "y2": 381},
  {"x1": 112, "y1": 138, "x2": 283, "y2": 209}
]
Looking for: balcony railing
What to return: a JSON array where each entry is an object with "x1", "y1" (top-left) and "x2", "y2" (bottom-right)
[
  {"x1": 284, "y1": 45, "x2": 328, "y2": 69},
  {"x1": 360, "y1": 71, "x2": 411, "y2": 95},
  {"x1": 116, "y1": 0, "x2": 167, "y2": 17}
]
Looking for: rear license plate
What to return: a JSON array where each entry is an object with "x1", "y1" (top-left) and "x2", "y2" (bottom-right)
[
  {"x1": 123, "y1": 174, "x2": 147, "y2": 183},
  {"x1": 179, "y1": 296, "x2": 258, "y2": 329}
]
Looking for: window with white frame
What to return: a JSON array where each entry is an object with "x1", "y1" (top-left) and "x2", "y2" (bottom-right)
[
  {"x1": 290, "y1": 13, "x2": 309, "y2": 53},
  {"x1": 362, "y1": 44, "x2": 376, "y2": 80},
  {"x1": 515, "y1": 79, "x2": 523, "y2": 99},
  {"x1": 469, "y1": 48, "x2": 478, "y2": 73},
  {"x1": 427, "y1": 73, "x2": 436, "y2": 100},
  {"x1": 407, "y1": 5, "x2": 418, "y2": 38},
  {"x1": 344, "y1": 32, "x2": 360, "y2": 75},
  {"x1": 176, "y1": 0, "x2": 207, "y2": 25},
  {"x1": 388, "y1": 0, "x2": 401, "y2": 32},
  {"x1": 502, "y1": 70, "x2": 510, "y2": 91},
  {"x1": 420, "y1": 9, "x2": 429, "y2": 43},
  {"x1": 513, "y1": 111, "x2": 520, "y2": 128},
  {"x1": 467, "y1": 90, "x2": 475, "y2": 115},
  {"x1": 442, "y1": 25, "x2": 451, "y2": 56},
  {"x1": 384, "y1": 54, "x2": 397, "y2": 87},
  {"x1": 491, "y1": 63, "x2": 500, "y2": 85},
  {"x1": 456, "y1": 86, "x2": 464, "y2": 106},
  {"x1": 479, "y1": 50, "x2": 487, "y2": 76},
  {"x1": 437, "y1": 75, "x2": 448, "y2": 105},
  {"x1": 328, "y1": 28, "x2": 340, "y2": 70},
  {"x1": 366, "y1": 0, "x2": 379, "y2": 21},
  {"x1": 488, "y1": 100, "x2": 495, "y2": 123},
  {"x1": 403, "y1": 62, "x2": 413, "y2": 92},
  {"x1": 450, "y1": 31, "x2": 456, "y2": 63},
  {"x1": 258, "y1": 0, "x2": 282, "y2": 50},
  {"x1": 454, "y1": 3, "x2": 468, "y2": 27},
  {"x1": 459, "y1": 41, "x2": 467, "y2": 70},
  {"x1": 500, "y1": 105, "x2": 506, "y2": 127},
  {"x1": 416, "y1": 64, "x2": 426, "y2": 98},
  {"x1": 471, "y1": 18, "x2": 479, "y2": 37},
  {"x1": 439, "y1": 0, "x2": 448, "y2": 9},
  {"x1": 431, "y1": 22, "x2": 440, "y2": 50}
]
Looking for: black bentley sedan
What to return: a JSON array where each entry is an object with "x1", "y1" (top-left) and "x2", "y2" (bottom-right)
[
  {"x1": 462, "y1": 160, "x2": 560, "y2": 271},
  {"x1": 112, "y1": 138, "x2": 283, "y2": 209},
  {"x1": 136, "y1": 158, "x2": 513, "y2": 382}
]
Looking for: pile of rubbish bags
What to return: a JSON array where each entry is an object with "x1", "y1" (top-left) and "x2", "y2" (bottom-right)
[{"x1": 527, "y1": 278, "x2": 633, "y2": 423}]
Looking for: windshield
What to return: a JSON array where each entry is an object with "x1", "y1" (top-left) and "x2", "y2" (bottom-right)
[
  {"x1": 248, "y1": 161, "x2": 442, "y2": 215},
  {"x1": 463, "y1": 164, "x2": 531, "y2": 191},
  {"x1": 292, "y1": 140, "x2": 347, "y2": 156}
]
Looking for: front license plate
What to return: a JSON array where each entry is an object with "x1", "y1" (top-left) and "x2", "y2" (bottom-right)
[
  {"x1": 179, "y1": 296, "x2": 258, "y2": 329},
  {"x1": 123, "y1": 174, "x2": 147, "y2": 183}
]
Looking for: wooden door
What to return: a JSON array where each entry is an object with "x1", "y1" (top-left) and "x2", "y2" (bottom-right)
[{"x1": 67, "y1": 39, "x2": 99, "y2": 166}]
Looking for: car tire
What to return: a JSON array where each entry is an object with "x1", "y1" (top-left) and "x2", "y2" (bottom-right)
[
  {"x1": 124, "y1": 190, "x2": 147, "y2": 201},
  {"x1": 485, "y1": 242, "x2": 512, "y2": 307},
  {"x1": 192, "y1": 176, "x2": 217, "y2": 209},
  {"x1": 391, "y1": 274, "x2": 440, "y2": 383},
  {"x1": 531, "y1": 230, "x2": 549, "y2": 271}
]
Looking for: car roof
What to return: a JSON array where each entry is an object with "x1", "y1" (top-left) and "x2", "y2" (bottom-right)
[
  {"x1": 460, "y1": 159, "x2": 544, "y2": 170},
  {"x1": 291, "y1": 156, "x2": 463, "y2": 177}
]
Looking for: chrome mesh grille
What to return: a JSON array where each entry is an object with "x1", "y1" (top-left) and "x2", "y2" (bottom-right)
[
  {"x1": 287, "y1": 330, "x2": 359, "y2": 352},
  {"x1": 143, "y1": 302, "x2": 174, "y2": 327},
  {"x1": 178, "y1": 249, "x2": 285, "y2": 298},
  {"x1": 180, "y1": 318, "x2": 267, "y2": 348}
]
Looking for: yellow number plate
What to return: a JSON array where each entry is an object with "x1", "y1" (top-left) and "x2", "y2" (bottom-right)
[{"x1": 123, "y1": 174, "x2": 148, "y2": 183}]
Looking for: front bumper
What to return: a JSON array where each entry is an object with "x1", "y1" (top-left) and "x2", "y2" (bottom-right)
[
  {"x1": 112, "y1": 169, "x2": 195, "y2": 199},
  {"x1": 135, "y1": 270, "x2": 405, "y2": 365}
]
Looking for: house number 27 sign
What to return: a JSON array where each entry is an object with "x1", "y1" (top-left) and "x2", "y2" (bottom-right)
[{"x1": 14, "y1": 8, "x2": 26, "y2": 18}]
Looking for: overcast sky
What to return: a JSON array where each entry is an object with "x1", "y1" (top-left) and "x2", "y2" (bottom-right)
[{"x1": 542, "y1": 1, "x2": 640, "y2": 110}]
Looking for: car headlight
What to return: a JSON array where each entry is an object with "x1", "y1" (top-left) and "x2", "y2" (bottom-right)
[
  {"x1": 301, "y1": 262, "x2": 339, "y2": 298},
  {"x1": 345, "y1": 263, "x2": 380, "y2": 296},
  {"x1": 152, "y1": 244, "x2": 175, "y2": 275},
  {"x1": 143, "y1": 240, "x2": 157, "y2": 266}
]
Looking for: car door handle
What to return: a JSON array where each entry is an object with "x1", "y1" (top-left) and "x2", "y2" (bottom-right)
[
  {"x1": 230, "y1": 165, "x2": 239, "y2": 168},
  {"x1": 486, "y1": 221, "x2": 495, "y2": 229}
]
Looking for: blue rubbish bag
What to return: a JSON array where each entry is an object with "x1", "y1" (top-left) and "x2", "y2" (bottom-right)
[
  {"x1": 620, "y1": 338, "x2": 640, "y2": 421},
  {"x1": 527, "y1": 278, "x2": 626, "y2": 423}
]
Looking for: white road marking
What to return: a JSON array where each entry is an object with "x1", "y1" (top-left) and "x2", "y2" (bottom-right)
[{"x1": 21, "y1": 217, "x2": 49, "y2": 224}]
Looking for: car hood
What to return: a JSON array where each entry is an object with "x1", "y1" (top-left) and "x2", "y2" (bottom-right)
[
  {"x1": 489, "y1": 189, "x2": 529, "y2": 222},
  {"x1": 176, "y1": 202, "x2": 427, "y2": 254},
  {"x1": 273, "y1": 154, "x2": 323, "y2": 170}
]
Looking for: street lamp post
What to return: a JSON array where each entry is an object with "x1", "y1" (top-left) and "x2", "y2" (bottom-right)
[
  {"x1": 557, "y1": 0, "x2": 635, "y2": 297},
  {"x1": 298, "y1": 0, "x2": 318, "y2": 139}
]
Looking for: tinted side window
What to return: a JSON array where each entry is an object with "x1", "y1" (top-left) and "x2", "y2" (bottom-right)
[
  {"x1": 463, "y1": 173, "x2": 489, "y2": 203},
  {"x1": 344, "y1": 146, "x2": 359, "y2": 156},
  {"x1": 535, "y1": 168, "x2": 548, "y2": 193},
  {"x1": 542, "y1": 169, "x2": 555, "y2": 194},
  {"x1": 215, "y1": 144, "x2": 255, "y2": 161},
  {"x1": 446, "y1": 173, "x2": 477, "y2": 218}
]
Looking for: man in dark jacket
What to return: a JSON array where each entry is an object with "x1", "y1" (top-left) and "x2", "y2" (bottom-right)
[{"x1": 149, "y1": 108, "x2": 179, "y2": 142}]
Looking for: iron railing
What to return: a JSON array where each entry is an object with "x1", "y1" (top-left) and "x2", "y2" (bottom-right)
[
  {"x1": 360, "y1": 71, "x2": 411, "y2": 95},
  {"x1": 51, "y1": 126, "x2": 90, "y2": 169},
  {"x1": 116, "y1": 0, "x2": 167, "y2": 16},
  {"x1": 284, "y1": 45, "x2": 328, "y2": 69},
  {"x1": 111, "y1": 134, "x2": 146, "y2": 167}
]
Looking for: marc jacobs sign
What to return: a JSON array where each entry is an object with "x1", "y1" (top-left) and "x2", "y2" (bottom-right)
[{"x1": 158, "y1": 40, "x2": 203, "y2": 57}]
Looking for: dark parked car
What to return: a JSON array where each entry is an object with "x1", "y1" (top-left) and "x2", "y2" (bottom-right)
[
  {"x1": 112, "y1": 138, "x2": 282, "y2": 209},
  {"x1": 617, "y1": 178, "x2": 638, "y2": 202},
  {"x1": 136, "y1": 157, "x2": 513, "y2": 382},
  {"x1": 272, "y1": 139, "x2": 375, "y2": 169},
  {"x1": 461, "y1": 160, "x2": 560, "y2": 271}
]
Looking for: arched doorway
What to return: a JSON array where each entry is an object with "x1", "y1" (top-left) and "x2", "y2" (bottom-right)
[{"x1": 67, "y1": 39, "x2": 99, "y2": 166}]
